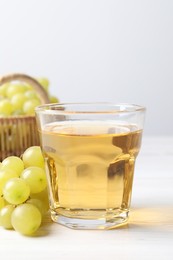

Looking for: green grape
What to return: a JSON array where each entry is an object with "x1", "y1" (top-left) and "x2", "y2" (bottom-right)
[
  {"x1": 11, "y1": 203, "x2": 42, "y2": 235},
  {"x1": 24, "y1": 90, "x2": 40, "y2": 100},
  {"x1": 3, "y1": 178, "x2": 30, "y2": 205},
  {"x1": 1, "y1": 156, "x2": 24, "y2": 177},
  {"x1": 22, "y1": 146, "x2": 44, "y2": 168},
  {"x1": 0, "y1": 204, "x2": 14, "y2": 229},
  {"x1": 50, "y1": 95, "x2": 59, "y2": 103},
  {"x1": 25, "y1": 84, "x2": 33, "y2": 91},
  {"x1": 11, "y1": 93, "x2": 27, "y2": 111},
  {"x1": 0, "y1": 169, "x2": 19, "y2": 196},
  {"x1": 6, "y1": 84, "x2": 27, "y2": 98},
  {"x1": 0, "y1": 99, "x2": 13, "y2": 116},
  {"x1": 0, "y1": 83, "x2": 10, "y2": 97},
  {"x1": 37, "y1": 78, "x2": 49, "y2": 92},
  {"x1": 26, "y1": 198, "x2": 47, "y2": 216},
  {"x1": 30, "y1": 188, "x2": 49, "y2": 211},
  {"x1": 0, "y1": 196, "x2": 5, "y2": 209},
  {"x1": 23, "y1": 99, "x2": 41, "y2": 115},
  {"x1": 20, "y1": 166, "x2": 47, "y2": 194},
  {"x1": 12, "y1": 109, "x2": 24, "y2": 116}
]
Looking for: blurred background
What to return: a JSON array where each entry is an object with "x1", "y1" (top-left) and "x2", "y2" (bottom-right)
[{"x1": 0, "y1": 0, "x2": 172, "y2": 135}]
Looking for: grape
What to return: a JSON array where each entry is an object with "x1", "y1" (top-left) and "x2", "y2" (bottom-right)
[
  {"x1": 0, "y1": 196, "x2": 5, "y2": 209},
  {"x1": 50, "y1": 95, "x2": 59, "y2": 103},
  {"x1": 0, "y1": 144, "x2": 50, "y2": 235},
  {"x1": 24, "y1": 90, "x2": 40, "y2": 100},
  {"x1": 24, "y1": 84, "x2": 33, "y2": 91},
  {"x1": 0, "y1": 99, "x2": 13, "y2": 116},
  {"x1": 0, "y1": 77, "x2": 59, "y2": 117},
  {"x1": 22, "y1": 146, "x2": 44, "y2": 168},
  {"x1": 26, "y1": 198, "x2": 47, "y2": 216},
  {"x1": 1, "y1": 156, "x2": 24, "y2": 177},
  {"x1": 30, "y1": 188, "x2": 49, "y2": 212},
  {"x1": 6, "y1": 84, "x2": 27, "y2": 98},
  {"x1": 3, "y1": 178, "x2": 30, "y2": 205},
  {"x1": 12, "y1": 109, "x2": 24, "y2": 115},
  {"x1": 11, "y1": 203, "x2": 42, "y2": 235},
  {"x1": 0, "y1": 169, "x2": 19, "y2": 196},
  {"x1": 23, "y1": 99, "x2": 41, "y2": 115},
  {"x1": 21, "y1": 167, "x2": 47, "y2": 194},
  {"x1": 0, "y1": 83, "x2": 9, "y2": 97},
  {"x1": 37, "y1": 78, "x2": 49, "y2": 92},
  {"x1": 11, "y1": 93, "x2": 27, "y2": 111},
  {"x1": 0, "y1": 205, "x2": 14, "y2": 229}
]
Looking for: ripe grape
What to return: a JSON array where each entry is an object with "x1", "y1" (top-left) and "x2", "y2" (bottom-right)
[
  {"x1": 0, "y1": 145, "x2": 50, "y2": 236},
  {"x1": 11, "y1": 203, "x2": 42, "y2": 235},
  {"x1": 24, "y1": 90, "x2": 40, "y2": 100},
  {"x1": 0, "y1": 77, "x2": 59, "y2": 117},
  {"x1": 23, "y1": 98, "x2": 41, "y2": 115},
  {"x1": 6, "y1": 84, "x2": 27, "y2": 98},
  {"x1": 3, "y1": 178, "x2": 30, "y2": 205},
  {"x1": 1, "y1": 156, "x2": 24, "y2": 177},
  {"x1": 0, "y1": 99, "x2": 13, "y2": 116},
  {"x1": 0, "y1": 169, "x2": 19, "y2": 196},
  {"x1": 12, "y1": 109, "x2": 24, "y2": 115},
  {"x1": 26, "y1": 198, "x2": 47, "y2": 216},
  {"x1": 11, "y1": 93, "x2": 27, "y2": 111},
  {"x1": 24, "y1": 84, "x2": 33, "y2": 90},
  {"x1": 30, "y1": 188, "x2": 49, "y2": 212},
  {"x1": 50, "y1": 95, "x2": 59, "y2": 103},
  {"x1": 0, "y1": 196, "x2": 5, "y2": 209},
  {"x1": 37, "y1": 78, "x2": 49, "y2": 92},
  {"x1": 21, "y1": 167, "x2": 47, "y2": 194},
  {"x1": 0, "y1": 205, "x2": 14, "y2": 229},
  {"x1": 0, "y1": 83, "x2": 9, "y2": 97},
  {"x1": 22, "y1": 146, "x2": 44, "y2": 168}
]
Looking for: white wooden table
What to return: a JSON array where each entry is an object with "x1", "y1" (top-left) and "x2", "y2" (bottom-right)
[{"x1": 1, "y1": 136, "x2": 173, "y2": 260}]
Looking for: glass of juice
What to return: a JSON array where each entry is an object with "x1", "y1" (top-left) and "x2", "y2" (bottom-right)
[{"x1": 35, "y1": 103, "x2": 146, "y2": 229}]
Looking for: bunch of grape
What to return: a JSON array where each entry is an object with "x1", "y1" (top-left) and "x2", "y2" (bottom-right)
[
  {"x1": 0, "y1": 78, "x2": 59, "y2": 116},
  {"x1": 0, "y1": 146, "x2": 49, "y2": 236}
]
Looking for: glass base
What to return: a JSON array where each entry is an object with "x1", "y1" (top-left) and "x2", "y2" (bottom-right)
[{"x1": 50, "y1": 208, "x2": 129, "y2": 230}]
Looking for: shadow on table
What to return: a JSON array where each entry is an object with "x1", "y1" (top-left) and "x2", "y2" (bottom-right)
[
  {"x1": 127, "y1": 205, "x2": 173, "y2": 232},
  {"x1": 28, "y1": 213, "x2": 54, "y2": 238},
  {"x1": 28, "y1": 206, "x2": 173, "y2": 236}
]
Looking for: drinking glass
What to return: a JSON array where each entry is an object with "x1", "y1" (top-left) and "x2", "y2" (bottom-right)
[{"x1": 35, "y1": 103, "x2": 145, "y2": 229}]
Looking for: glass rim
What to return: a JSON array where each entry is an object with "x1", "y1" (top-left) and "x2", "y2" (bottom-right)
[{"x1": 35, "y1": 102, "x2": 146, "y2": 115}]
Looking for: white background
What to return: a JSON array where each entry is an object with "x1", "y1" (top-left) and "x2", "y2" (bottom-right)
[{"x1": 0, "y1": 0, "x2": 172, "y2": 135}]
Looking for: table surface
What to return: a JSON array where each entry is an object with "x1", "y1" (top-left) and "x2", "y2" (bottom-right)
[{"x1": 1, "y1": 136, "x2": 173, "y2": 260}]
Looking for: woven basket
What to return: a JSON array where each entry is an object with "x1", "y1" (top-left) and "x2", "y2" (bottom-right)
[{"x1": 0, "y1": 73, "x2": 50, "y2": 161}]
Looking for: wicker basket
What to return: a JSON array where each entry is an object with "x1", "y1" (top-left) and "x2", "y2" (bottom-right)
[{"x1": 0, "y1": 73, "x2": 50, "y2": 161}]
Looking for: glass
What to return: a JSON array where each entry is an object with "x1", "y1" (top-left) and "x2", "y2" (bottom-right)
[{"x1": 35, "y1": 103, "x2": 146, "y2": 229}]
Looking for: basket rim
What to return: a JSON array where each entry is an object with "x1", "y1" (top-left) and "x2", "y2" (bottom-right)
[{"x1": 0, "y1": 114, "x2": 36, "y2": 120}]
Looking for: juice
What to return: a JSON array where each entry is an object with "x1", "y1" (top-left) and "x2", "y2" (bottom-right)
[{"x1": 39, "y1": 121, "x2": 142, "y2": 228}]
